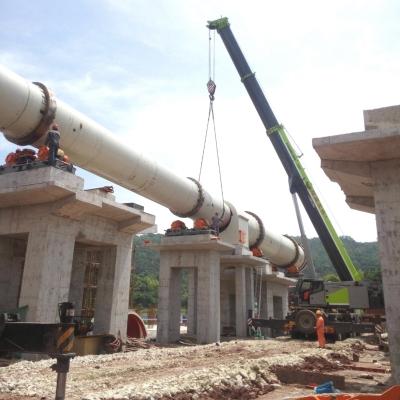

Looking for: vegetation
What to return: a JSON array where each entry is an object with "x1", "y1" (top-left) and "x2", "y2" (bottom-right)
[
  {"x1": 303, "y1": 236, "x2": 381, "y2": 279},
  {"x1": 129, "y1": 233, "x2": 188, "y2": 311},
  {"x1": 129, "y1": 233, "x2": 161, "y2": 310},
  {"x1": 129, "y1": 233, "x2": 382, "y2": 310}
]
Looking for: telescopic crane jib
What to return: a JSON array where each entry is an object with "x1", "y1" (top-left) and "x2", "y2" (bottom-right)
[
  {"x1": 207, "y1": 17, "x2": 384, "y2": 337},
  {"x1": 207, "y1": 17, "x2": 362, "y2": 283}
]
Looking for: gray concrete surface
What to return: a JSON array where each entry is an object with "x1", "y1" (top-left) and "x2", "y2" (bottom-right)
[
  {"x1": 0, "y1": 167, "x2": 154, "y2": 339},
  {"x1": 155, "y1": 235, "x2": 233, "y2": 344},
  {"x1": 313, "y1": 104, "x2": 400, "y2": 384},
  {"x1": 154, "y1": 236, "x2": 294, "y2": 344}
]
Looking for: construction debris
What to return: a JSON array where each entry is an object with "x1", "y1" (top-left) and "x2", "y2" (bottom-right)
[
  {"x1": 0, "y1": 338, "x2": 391, "y2": 400},
  {"x1": 125, "y1": 338, "x2": 153, "y2": 351}
]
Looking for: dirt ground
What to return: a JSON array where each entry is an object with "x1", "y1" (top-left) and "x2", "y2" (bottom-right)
[{"x1": 0, "y1": 336, "x2": 392, "y2": 400}]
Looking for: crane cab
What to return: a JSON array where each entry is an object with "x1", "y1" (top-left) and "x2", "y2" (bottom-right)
[{"x1": 294, "y1": 278, "x2": 370, "y2": 310}]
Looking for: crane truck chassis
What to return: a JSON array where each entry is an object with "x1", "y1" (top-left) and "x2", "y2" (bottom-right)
[{"x1": 251, "y1": 278, "x2": 381, "y2": 339}]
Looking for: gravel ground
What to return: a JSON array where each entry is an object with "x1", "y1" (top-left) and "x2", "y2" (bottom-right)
[{"x1": 0, "y1": 338, "x2": 384, "y2": 400}]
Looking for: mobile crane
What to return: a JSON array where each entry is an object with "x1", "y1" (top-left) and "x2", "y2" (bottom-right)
[{"x1": 208, "y1": 17, "x2": 384, "y2": 336}]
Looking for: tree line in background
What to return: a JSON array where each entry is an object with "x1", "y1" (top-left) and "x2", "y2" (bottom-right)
[{"x1": 129, "y1": 233, "x2": 382, "y2": 310}]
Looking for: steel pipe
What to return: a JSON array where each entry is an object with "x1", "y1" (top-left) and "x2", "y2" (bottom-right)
[{"x1": 0, "y1": 64, "x2": 304, "y2": 269}]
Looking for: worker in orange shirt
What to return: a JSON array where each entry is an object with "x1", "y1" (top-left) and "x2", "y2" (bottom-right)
[{"x1": 315, "y1": 309, "x2": 326, "y2": 348}]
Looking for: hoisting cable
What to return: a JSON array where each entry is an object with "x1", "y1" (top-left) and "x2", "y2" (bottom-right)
[{"x1": 198, "y1": 28, "x2": 225, "y2": 219}]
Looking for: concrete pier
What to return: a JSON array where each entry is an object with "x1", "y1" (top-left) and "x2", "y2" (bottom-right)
[
  {"x1": 155, "y1": 235, "x2": 232, "y2": 344},
  {"x1": 313, "y1": 104, "x2": 400, "y2": 384},
  {"x1": 0, "y1": 167, "x2": 154, "y2": 339},
  {"x1": 155, "y1": 236, "x2": 293, "y2": 344}
]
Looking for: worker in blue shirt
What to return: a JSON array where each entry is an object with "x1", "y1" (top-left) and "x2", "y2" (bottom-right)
[
  {"x1": 45, "y1": 123, "x2": 61, "y2": 166},
  {"x1": 211, "y1": 212, "x2": 220, "y2": 235}
]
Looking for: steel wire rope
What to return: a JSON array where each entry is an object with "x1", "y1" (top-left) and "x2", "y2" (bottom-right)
[{"x1": 198, "y1": 29, "x2": 225, "y2": 219}]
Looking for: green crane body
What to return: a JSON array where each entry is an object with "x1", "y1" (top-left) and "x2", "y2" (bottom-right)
[{"x1": 207, "y1": 17, "x2": 384, "y2": 334}]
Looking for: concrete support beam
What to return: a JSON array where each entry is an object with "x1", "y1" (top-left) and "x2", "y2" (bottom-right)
[
  {"x1": 0, "y1": 237, "x2": 25, "y2": 311},
  {"x1": 94, "y1": 243, "x2": 133, "y2": 339},
  {"x1": 157, "y1": 255, "x2": 182, "y2": 344},
  {"x1": 187, "y1": 268, "x2": 197, "y2": 336},
  {"x1": 321, "y1": 160, "x2": 372, "y2": 179},
  {"x1": 245, "y1": 268, "x2": 254, "y2": 318},
  {"x1": 259, "y1": 280, "x2": 270, "y2": 338},
  {"x1": 313, "y1": 105, "x2": 400, "y2": 383},
  {"x1": 371, "y1": 159, "x2": 400, "y2": 384},
  {"x1": 235, "y1": 266, "x2": 247, "y2": 337},
  {"x1": 19, "y1": 224, "x2": 75, "y2": 322},
  {"x1": 259, "y1": 280, "x2": 269, "y2": 319},
  {"x1": 168, "y1": 268, "x2": 182, "y2": 342},
  {"x1": 346, "y1": 196, "x2": 375, "y2": 213},
  {"x1": 197, "y1": 251, "x2": 221, "y2": 344},
  {"x1": 68, "y1": 245, "x2": 86, "y2": 313}
]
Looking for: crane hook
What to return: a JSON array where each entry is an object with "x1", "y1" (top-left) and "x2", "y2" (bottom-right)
[{"x1": 207, "y1": 79, "x2": 216, "y2": 101}]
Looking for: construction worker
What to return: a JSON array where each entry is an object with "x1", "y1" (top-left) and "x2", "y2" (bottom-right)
[
  {"x1": 45, "y1": 123, "x2": 60, "y2": 166},
  {"x1": 211, "y1": 212, "x2": 220, "y2": 235},
  {"x1": 315, "y1": 309, "x2": 326, "y2": 348},
  {"x1": 303, "y1": 289, "x2": 311, "y2": 302}
]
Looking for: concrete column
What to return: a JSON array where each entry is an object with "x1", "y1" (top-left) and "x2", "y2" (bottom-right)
[
  {"x1": 0, "y1": 237, "x2": 14, "y2": 310},
  {"x1": 220, "y1": 271, "x2": 233, "y2": 331},
  {"x1": 260, "y1": 280, "x2": 271, "y2": 338},
  {"x1": 259, "y1": 280, "x2": 268, "y2": 319},
  {"x1": 0, "y1": 238, "x2": 26, "y2": 312},
  {"x1": 0, "y1": 237, "x2": 19, "y2": 311},
  {"x1": 196, "y1": 251, "x2": 220, "y2": 344},
  {"x1": 372, "y1": 159, "x2": 400, "y2": 384},
  {"x1": 282, "y1": 285, "x2": 289, "y2": 318},
  {"x1": 157, "y1": 254, "x2": 181, "y2": 343},
  {"x1": 187, "y1": 268, "x2": 197, "y2": 336},
  {"x1": 94, "y1": 243, "x2": 132, "y2": 339},
  {"x1": 265, "y1": 281, "x2": 274, "y2": 318},
  {"x1": 68, "y1": 245, "x2": 86, "y2": 314},
  {"x1": 235, "y1": 265, "x2": 247, "y2": 337},
  {"x1": 19, "y1": 224, "x2": 76, "y2": 322},
  {"x1": 169, "y1": 267, "x2": 182, "y2": 341},
  {"x1": 245, "y1": 268, "x2": 254, "y2": 318}
]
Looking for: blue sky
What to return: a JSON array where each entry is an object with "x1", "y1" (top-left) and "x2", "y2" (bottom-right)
[{"x1": 1, "y1": 0, "x2": 400, "y2": 241}]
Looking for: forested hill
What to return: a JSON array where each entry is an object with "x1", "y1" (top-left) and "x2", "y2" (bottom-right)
[
  {"x1": 301, "y1": 236, "x2": 380, "y2": 279},
  {"x1": 130, "y1": 233, "x2": 381, "y2": 309}
]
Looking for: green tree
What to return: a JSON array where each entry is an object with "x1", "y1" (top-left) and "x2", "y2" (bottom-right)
[{"x1": 130, "y1": 274, "x2": 159, "y2": 309}]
